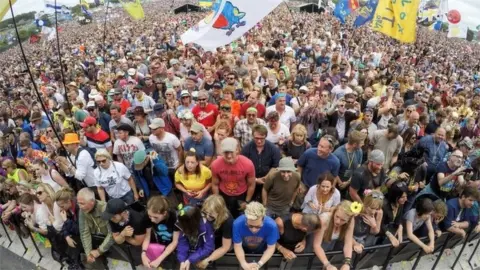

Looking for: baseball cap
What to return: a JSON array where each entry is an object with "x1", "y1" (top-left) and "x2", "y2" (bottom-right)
[
  {"x1": 101, "y1": 199, "x2": 128, "y2": 220},
  {"x1": 181, "y1": 90, "x2": 191, "y2": 97},
  {"x1": 127, "y1": 68, "x2": 136, "y2": 76},
  {"x1": 133, "y1": 150, "x2": 148, "y2": 170},
  {"x1": 149, "y1": 118, "x2": 165, "y2": 129},
  {"x1": 190, "y1": 122, "x2": 203, "y2": 133},
  {"x1": 221, "y1": 137, "x2": 238, "y2": 152},
  {"x1": 299, "y1": 86, "x2": 308, "y2": 92},
  {"x1": 80, "y1": 116, "x2": 97, "y2": 128}
]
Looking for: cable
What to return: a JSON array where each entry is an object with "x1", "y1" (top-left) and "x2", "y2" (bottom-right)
[
  {"x1": 102, "y1": 0, "x2": 111, "y2": 69},
  {"x1": 54, "y1": 0, "x2": 77, "y2": 133},
  {"x1": 8, "y1": 0, "x2": 76, "y2": 168}
]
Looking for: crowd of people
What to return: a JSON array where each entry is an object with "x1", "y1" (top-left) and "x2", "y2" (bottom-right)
[{"x1": 1, "y1": 1, "x2": 480, "y2": 270}]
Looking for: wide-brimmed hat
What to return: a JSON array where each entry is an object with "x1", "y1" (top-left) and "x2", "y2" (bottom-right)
[
  {"x1": 62, "y1": 133, "x2": 80, "y2": 145},
  {"x1": 30, "y1": 111, "x2": 42, "y2": 122},
  {"x1": 277, "y1": 157, "x2": 296, "y2": 172}
]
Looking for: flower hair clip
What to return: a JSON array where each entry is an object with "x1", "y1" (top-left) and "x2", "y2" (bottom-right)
[
  {"x1": 350, "y1": 202, "x2": 363, "y2": 215},
  {"x1": 363, "y1": 189, "x2": 373, "y2": 196},
  {"x1": 177, "y1": 204, "x2": 192, "y2": 217}
]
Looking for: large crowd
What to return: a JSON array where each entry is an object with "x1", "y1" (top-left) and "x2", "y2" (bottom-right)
[{"x1": 0, "y1": 1, "x2": 480, "y2": 270}]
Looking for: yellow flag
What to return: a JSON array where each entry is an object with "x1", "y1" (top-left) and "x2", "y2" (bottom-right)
[
  {"x1": 0, "y1": 0, "x2": 17, "y2": 21},
  {"x1": 370, "y1": 0, "x2": 421, "y2": 43},
  {"x1": 120, "y1": 0, "x2": 145, "y2": 20}
]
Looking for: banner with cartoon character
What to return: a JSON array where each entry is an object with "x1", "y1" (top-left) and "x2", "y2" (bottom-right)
[{"x1": 181, "y1": 0, "x2": 283, "y2": 51}]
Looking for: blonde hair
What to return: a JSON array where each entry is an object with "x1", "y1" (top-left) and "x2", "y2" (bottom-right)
[
  {"x1": 291, "y1": 124, "x2": 308, "y2": 142},
  {"x1": 324, "y1": 200, "x2": 355, "y2": 242},
  {"x1": 95, "y1": 149, "x2": 112, "y2": 160},
  {"x1": 244, "y1": 201, "x2": 266, "y2": 220},
  {"x1": 55, "y1": 186, "x2": 75, "y2": 202},
  {"x1": 363, "y1": 190, "x2": 384, "y2": 211},
  {"x1": 37, "y1": 183, "x2": 55, "y2": 202},
  {"x1": 202, "y1": 195, "x2": 230, "y2": 230}
]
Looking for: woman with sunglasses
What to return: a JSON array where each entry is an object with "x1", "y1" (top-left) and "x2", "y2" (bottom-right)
[
  {"x1": 221, "y1": 87, "x2": 241, "y2": 118},
  {"x1": 142, "y1": 195, "x2": 180, "y2": 269},
  {"x1": 176, "y1": 205, "x2": 215, "y2": 270},
  {"x1": 35, "y1": 183, "x2": 59, "y2": 228},
  {"x1": 93, "y1": 149, "x2": 139, "y2": 204},
  {"x1": 196, "y1": 195, "x2": 233, "y2": 269},
  {"x1": 215, "y1": 102, "x2": 239, "y2": 134},
  {"x1": 164, "y1": 88, "x2": 179, "y2": 112},
  {"x1": 352, "y1": 190, "x2": 384, "y2": 254},
  {"x1": 32, "y1": 159, "x2": 68, "y2": 192}
]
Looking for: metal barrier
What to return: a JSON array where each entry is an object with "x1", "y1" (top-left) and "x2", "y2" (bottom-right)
[{"x1": 1, "y1": 217, "x2": 479, "y2": 270}]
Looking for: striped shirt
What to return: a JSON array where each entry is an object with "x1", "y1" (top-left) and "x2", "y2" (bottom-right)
[{"x1": 85, "y1": 129, "x2": 112, "y2": 150}]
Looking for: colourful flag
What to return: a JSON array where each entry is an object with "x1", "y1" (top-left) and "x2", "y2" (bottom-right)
[
  {"x1": 370, "y1": 0, "x2": 421, "y2": 43},
  {"x1": 0, "y1": 0, "x2": 17, "y2": 21},
  {"x1": 199, "y1": 0, "x2": 213, "y2": 8},
  {"x1": 120, "y1": 0, "x2": 145, "y2": 20},
  {"x1": 334, "y1": 0, "x2": 350, "y2": 24},
  {"x1": 353, "y1": 0, "x2": 378, "y2": 28},
  {"x1": 181, "y1": 0, "x2": 283, "y2": 51},
  {"x1": 80, "y1": 0, "x2": 92, "y2": 16},
  {"x1": 447, "y1": 23, "x2": 468, "y2": 39}
]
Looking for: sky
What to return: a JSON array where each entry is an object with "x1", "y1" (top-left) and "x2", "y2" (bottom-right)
[{"x1": 3, "y1": 0, "x2": 480, "y2": 29}]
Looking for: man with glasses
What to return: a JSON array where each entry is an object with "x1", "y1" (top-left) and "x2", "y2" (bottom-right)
[
  {"x1": 233, "y1": 202, "x2": 278, "y2": 269},
  {"x1": 211, "y1": 138, "x2": 256, "y2": 218},
  {"x1": 297, "y1": 135, "x2": 340, "y2": 189},
  {"x1": 234, "y1": 108, "x2": 267, "y2": 148},
  {"x1": 110, "y1": 88, "x2": 131, "y2": 115},
  {"x1": 349, "y1": 149, "x2": 387, "y2": 202},
  {"x1": 184, "y1": 122, "x2": 214, "y2": 166},
  {"x1": 86, "y1": 101, "x2": 111, "y2": 134},
  {"x1": 240, "y1": 91, "x2": 265, "y2": 119},
  {"x1": 192, "y1": 90, "x2": 219, "y2": 133},
  {"x1": 327, "y1": 98, "x2": 358, "y2": 144},
  {"x1": 225, "y1": 72, "x2": 238, "y2": 87},
  {"x1": 331, "y1": 76, "x2": 352, "y2": 102}
]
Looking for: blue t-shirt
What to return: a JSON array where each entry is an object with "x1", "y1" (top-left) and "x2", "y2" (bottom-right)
[
  {"x1": 232, "y1": 215, "x2": 279, "y2": 254},
  {"x1": 418, "y1": 135, "x2": 447, "y2": 170},
  {"x1": 440, "y1": 198, "x2": 474, "y2": 231},
  {"x1": 184, "y1": 137, "x2": 214, "y2": 161},
  {"x1": 333, "y1": 144, "x2": 363, "y2": 181},
  {"x1": 297, "y1": 149, "x2": 340, "y2": 188},
  {"x1": 430, "y1": 162, "x2": 457, "y2": 199}
]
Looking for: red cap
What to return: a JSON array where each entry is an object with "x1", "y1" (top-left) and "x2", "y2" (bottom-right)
[{"x1": 80, "y1": 116, "x2": 97, "y2": 128}]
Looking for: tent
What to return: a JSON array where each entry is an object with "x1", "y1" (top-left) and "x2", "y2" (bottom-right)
[
  {"x1": 173, "y1": 4, "x2": 201, "y2": 14},
  {"x1": 298, "y1": 3, "x2": 325, "y2": 13}
]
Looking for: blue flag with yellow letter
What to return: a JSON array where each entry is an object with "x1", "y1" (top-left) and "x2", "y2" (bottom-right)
[
  {"x1": 353, "y1": 0, "x2": 378, "y2": 28},
  {"x1": 334, "y1": 0, "x2": 350, "y2": 24}
]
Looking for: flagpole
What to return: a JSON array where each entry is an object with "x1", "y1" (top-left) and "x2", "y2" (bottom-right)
[
  {"x1": 102, "y1": 0, "x2": 110, "y2": 69},
  {"x1": 7, "y1": 0, "x2": 76, "y2": 168},
  {"x1": 54, "y1": 0, "x2": 76, "y2": 131}
]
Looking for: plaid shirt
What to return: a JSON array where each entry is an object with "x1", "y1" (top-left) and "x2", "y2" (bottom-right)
[{"x1": 234, "y1": 118, "x2": 267, "y2": 148}]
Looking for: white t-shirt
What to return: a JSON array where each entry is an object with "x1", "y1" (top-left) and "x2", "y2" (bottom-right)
[
  {"x1": 113, "y1": 136, "x2": 145, "y2": 169},
  {"x1": 94, "y1": 161, "x2": 132, "y2": 199},
  {"x1": 34, "y1": 203, "x2": 50, "y2": 230},
  {"x1": 72, "y1": 150, "x2": 96, "y2": 187},
  {"x1": 149, "y1": 132, "x2": 181, "y2": 169},
  {"x1": 41, "y1": 170, "x2": 62, "y2": 192},
  {"x1": 266, "y1": 123, "x2": 291, "y2": 144},
  {"x1": 266, "y1": 105, "x2": 296, "y2": 129}
]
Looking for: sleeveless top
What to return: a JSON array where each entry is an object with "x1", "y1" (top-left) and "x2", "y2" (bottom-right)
[
  {"x1": 278, "y1": 214, "x2": 307, "y2": 251},
  {"x1": 7, "y1": 168, "x2": 27, "y2": 183},
  {"x1": 353, "y1": 215, "x2": 371, "y2": 245},
  {"x1": 41, "y1": 170, "x2": 61, "y2": 192}
]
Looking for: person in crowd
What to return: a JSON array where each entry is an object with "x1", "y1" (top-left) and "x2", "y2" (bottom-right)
[
  {"x1": 352, "y1": 190, "x2": 384, "y2": 253},
  {"x1": 175, "y1": 149, "x2": 212, "y2": 205},
  {"x1": 176, "y1": 205, "x2": 215, "y2": 270},
  {"x1": 233, "y1": 202, "x2": 279, "y2": 269},
  {"x1": 149, "y1": 118, "x2": 183, "y2": 178},
  {"x1": 177, "y1": 91, "x2": 195, "y2": 113},
  {"x1": 213, "y1": 122, "x2": 231, "y2": 156},
  {"x1": 417, "y1": 127, "x2": 448, "y2": 180},
  {"x1": 398, "y1": 111, "x2": 420, "y2": 136},
  {"x1": 425, "y1": 109, "x2": 447, "y2": 135},
  {"x1": 86, "y1": 101, "x2": 111, "y2": 134},
  {"x1": 333, "y1": 130, "x2": 366, "y2": 194},
  {"x1": 18, "y1": 193, "x2": 49, "y2": 236},
  {"x1": 113, "y1": 123, "x2": 145, "y2": 169},
  {"x1": 265, "y1": 111, "x2": 290, "y2": 145},
  {"x1": 102, "y1": 198, "x2": 147, "y2": 246},
  {"x1": 403, "y1": 198, "x2": 436, "y2": 254},
  {"x1": 298, "y1": 135, "x2": 340, "y2": 189},
  {"x1": 370, "y1": 124, "x2": 403, "y2": 171},
  {"x1": 381, "y1": 182, "x2": 408, "y2": 246},
  {"x1": 234, "y1": 108, "x2": 267, "y2": 149},
  {"x1": 282, "y1": 124, "x2": 312, "y2": 161},
  {"x1": 111, "y1": 88, "x2": 131, "y2": 115},
  {"x1": 132, "y1": 106, "x2": 152, "y2": 149},
  {"x1": 211, "y1": 137, "x2": 255, "y2": 218},
  {"x1": 94, "y1": 149, "x2": 139, "y2": 204},
  {"x1": 240, "y1": 91, "x2": 266, "y2": 119},
  {"x1": 184, "y1": 122, "x2": 214, "y2": 166},
  {"x1": 302, "y1": 172, "x2": 341, "y2": 216},
  {"x1": 132, "y1": 149, "x2": 173, "y2": 200},
  {"x1": 3, "y1": 158, "x2": 28, "y2": 183},
  {"x1": 312, "y1": 200, "x2": 355, "y2": 270},
  {"x1": 141, "y1": 196, "x2": 180, "y2": 269},
  {"x1": 275, "y1": 212, "x2": 320, "y2": 261},
  {"x1": 81, "y1": 116, "x2": 113, "y2": 153},
  {"x1": 440, "y1": 186, "x2": 479, "y2": 238},
  {"x1": 77, "y1": 188, "x2": 114, "y2": 269},
  {"x1": 196, "y1": 195, "x2": 234, "y2": 269},
  {"x1": 109, "y1": 104, "x2": 134, "y2": 141},
  {"x1": 32, "y1": 158, "x2": 68, "y2": 194},
  {"x1": 349, "y1": 149, "x2": 387, "y2": 202},
  {"x1": 192, "y1": 90, "x2": 219, "y2": 133},
  {"x1": 132, "y1": 85, "x2": 156, "y2": 119},
  {"x1": 266, "y1": 94, "x2": 296, "y2": 130},
  {"x1": 241, "y1": 124, "x2": 280, "y2": 200},
  {"x1": 327, "y1": 98, "x2": 359, "y2": 144},
  {"x1": 262, "y1": 157, "x2": 301, "y2": 217}
]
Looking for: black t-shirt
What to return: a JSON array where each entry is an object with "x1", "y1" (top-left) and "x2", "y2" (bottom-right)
[
  {"x1": 425, "y1": 121, "x2": 440, "y2": 135},
  {"x1": 350, "y1": 165, "x2": 386, "y2": 199},
  {"x1": 430, "y1": 162, "x2": 457, "y2": 200},
  {"x1": 147, "y1": 210, "x2": 179, "y2": 246},
  {"x1": 110, "y1": 209, "x2": 148, "y2": 236},
  {"x1": 214, "y1": 215, "x2": 233, "y2": 247}
]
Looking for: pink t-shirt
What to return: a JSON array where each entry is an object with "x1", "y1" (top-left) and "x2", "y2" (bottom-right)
[{"x1": 211, "y1": 155, "x2": 255, "y2": 196}]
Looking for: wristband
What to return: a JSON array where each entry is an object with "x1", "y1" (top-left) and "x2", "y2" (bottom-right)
[{"x1": 257, "y1": 260, "x2": 264, "y2": 267}]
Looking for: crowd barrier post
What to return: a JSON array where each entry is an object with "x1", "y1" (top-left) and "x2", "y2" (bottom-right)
[
  {"x1": 0, "y1": 219, "x2": 13, "y2": 247},
  {"x1": 381, "y1": 246, "x2": 395, "y2": 269},
  {"x1": 431, "y1": 233, "x2": 453, "y2": 270},
  {"x1": 467, "y1": 234, "x2": 480, "y2": 269},
  {"x1": 28, "y1": 229, "x2": 44, "y2": 263},
  {"x1": 13, "y1": 226, "x2": 28, "y2": 255},
  {"x1": 451, "y1": 230, "x2": 474, "y2": 269}
]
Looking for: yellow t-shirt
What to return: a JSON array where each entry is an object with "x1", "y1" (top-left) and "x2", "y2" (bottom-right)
[{"x1": 175, "y1": 165, "x2": 212, "y2": 191}]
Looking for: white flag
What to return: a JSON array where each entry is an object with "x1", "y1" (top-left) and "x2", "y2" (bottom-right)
[
  {"x1": 448, "y1": 23, "x2": 468, "y2": 39},
  {"x1": 181, "y1": 0, "x2": 283, "y2": 51}
]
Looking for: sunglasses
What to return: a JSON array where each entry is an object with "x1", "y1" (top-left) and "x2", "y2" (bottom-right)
[
  {"x1": 227, "y1": 77, "x2": 235, "y2": 80},
  {"x1": 220, "y1": 106, "x2": 231, "y2": 111},
  {"x1": 341, "y1": 80, "x2": 348, "y2": 83},
  {"x1": 173, "y1": 86, "x2": 180, "y2": 88},
  {"x1": 36, "y1": 191, "x2": 43, "y2": 196},
  {"x1": 197, "y1": 98, "x2": 207, "y2": 101},
  {"x1": 96, "y1": 159, "x2": 108, "y2": 164},
  {"x1": 165, "y1": 94, "x2": 172, "y2": 96},
  {"x1": 299, "y1": 91, "x2": 307, "y2": 94},
  {"x1": 133, "y1": 91, "x2": 139, "y2": 94}
]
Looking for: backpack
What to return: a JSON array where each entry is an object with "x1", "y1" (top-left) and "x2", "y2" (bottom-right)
[{"x1": 75, "y1": 146, "x2": 98, "y2": 169}]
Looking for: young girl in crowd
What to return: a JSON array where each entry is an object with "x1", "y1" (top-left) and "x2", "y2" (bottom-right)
[
  {"x1": 313, "y1": 200, "x2": 356, "y2": 270},
  {"x1": 32, "y1": 159, "x2": 68, "y2": 192},
  {"x1": 142, "y1": 196, "x2": 180, "y2": 269},
  {"x1": 175, "y1": 149, "x2": 212, "y2": 205},
  {"x1": 352, "y1": 190, "x2": 384, "y2": 254},
  {"x1": 18, "y1": 193, "x2": 49, "y2": 236},
  {"x1": 196, "y1": 195, "x2": 233, "y2": 269},
  {"x1": 282, "y1": 124, "x2": 311, "y2": 161},
  {"x1": 302, "y1": 173, "x2": 341, "y2": 216},
  {"x1": 176, "y1": 205, "x2": 215, "y2": 270}
]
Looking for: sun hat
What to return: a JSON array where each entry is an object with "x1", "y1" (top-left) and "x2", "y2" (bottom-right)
[
  {"x1": 30, "y1": 111, "x2": 42, "y2": 122},
  {"x1": 190, "y1": 122, "x2": 203, "y2": 133},
  {"x1": 277, "y1": 157, "x2": 296, "y2": 172},
  {"x1": 62, "y1": 133, "x2": 80, "y2": 145}
]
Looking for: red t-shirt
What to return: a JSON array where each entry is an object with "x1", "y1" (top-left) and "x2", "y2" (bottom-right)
[
  {"x1": 192, "y1": 104, "x2": 219, "y2": 128},
  {"x1": 113, "y1": 99, "x2": 131, "y2": 115},
  {"x1": 211, "y1": 155, "x2": 255, "y2": 196},
  {"x1": 240, "y1": 103, "x2": 266, "y2": 118}
]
